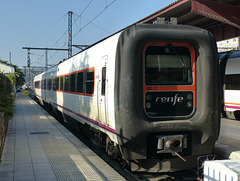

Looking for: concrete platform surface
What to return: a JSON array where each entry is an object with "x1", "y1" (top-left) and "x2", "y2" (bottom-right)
[
  {"x1": 0, "y1": 94, "x2": 125, "y2": 181},
  {"x1": 214, "y1": 118, "x2": 240, "y2": 160}
]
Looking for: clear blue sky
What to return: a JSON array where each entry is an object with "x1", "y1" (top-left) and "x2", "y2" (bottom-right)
[{"x1": 0, "y1": 0, "x2": 176, "y2": 68}]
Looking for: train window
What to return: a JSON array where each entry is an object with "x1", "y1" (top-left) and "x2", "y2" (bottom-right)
[
  {"x1": 86, "y1": 71, "x2": 94, "y2": 94},
  {"x1": 41, "y1": 79, "x2": 47, "y2": 89},
  {"x1": 77, "y1": 72, "x2": 83, "y2": 93},
  {"x1": 70, "y1": 74, "x2": 75, "y2": 92},
  {"x1": 64, "y1": 75, "x2": 70, "y2": 91},
  {"x1": 45, "y1": 79, "x2": 47, "y2": 89},
  {"x1": 53, "y1": 77, "x2": 59, "y2": 91},
  {"x1": 145, "y1": 46, "x2": 192, "y2": 85},
  {"x1": 47, "y1": 79, "x2": 51, "y2": 90},
  {"x1": 47, "y1": 79, "x2": 49, "y2": 90},
  {"x1": 59, "y1": 76, "x2": 64, "y2": 91},
  {"x1": 34, "y1": 81, "x2": 40, "y2": 88},
  {"x1": 225, "y1": 74, "x2": 240, "y2": 90},
  {"x1": 101, "y1": 67, "x2": 106, "y2": 96}
]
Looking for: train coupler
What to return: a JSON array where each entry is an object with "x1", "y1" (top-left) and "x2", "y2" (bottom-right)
[{"x1": 156, "y1": 134, "x2": 188, "y2": 161}]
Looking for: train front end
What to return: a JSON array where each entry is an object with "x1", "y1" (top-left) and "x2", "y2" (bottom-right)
[{"x1": 114, "y1": 24, "x2": 220, "y2": 172}]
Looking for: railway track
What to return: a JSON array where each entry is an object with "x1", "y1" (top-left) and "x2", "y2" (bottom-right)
[{"x1": 64, "y1": 118, "x2": 202, "y2": 181}]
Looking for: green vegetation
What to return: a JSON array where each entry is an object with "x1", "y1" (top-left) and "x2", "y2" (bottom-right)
[
  {"x1": 0, "y1": 58, "x2": 20, "y2": 159},
  {"x1": 0, "y1": 73, "x2": 15, "y2": 120},
  {"x1": 0, "y1": 58, "x2": 25, "y2": 119},
  {"x1": 0, "y1": 59, "x2": 25, "y2": 86}
]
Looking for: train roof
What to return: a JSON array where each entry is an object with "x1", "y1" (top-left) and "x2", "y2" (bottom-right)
[
  {"x1": 38, "y1": 23, "x2": 215, "y2": 77},
  {"x1": 219, "y1": 50, "x2": 240, "y2": 60},
  {"x1": 229, "y1": 50, "x2": 240, "y2": 59}
]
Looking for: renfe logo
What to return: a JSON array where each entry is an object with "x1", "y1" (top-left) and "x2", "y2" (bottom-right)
[{"x1": 155, "y1": 94, "x2": 184, "y2": 106}]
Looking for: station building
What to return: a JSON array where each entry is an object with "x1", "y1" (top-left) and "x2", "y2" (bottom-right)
[{"x1": 134, "y1": 0, "x2": 240, "y2": 52}]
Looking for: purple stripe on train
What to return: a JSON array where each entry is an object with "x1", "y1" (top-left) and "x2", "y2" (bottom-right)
[
  {"x1": 35, "y1": 94, "x2": 116, "y2": 134},
  {"x1": 226, "y1": 105, "x2": 240, "y2": 110},
  {"x1": 53, "y1": 103, "x2": 117, "y2": 134}
]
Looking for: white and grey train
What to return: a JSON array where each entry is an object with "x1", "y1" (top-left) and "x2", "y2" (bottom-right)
[
  {"x1": 219, "y1": 50, "x2": 240, "y2": 120},
  {"x1": 34, "y1": 24, "x2": 220, "y2": 172}
]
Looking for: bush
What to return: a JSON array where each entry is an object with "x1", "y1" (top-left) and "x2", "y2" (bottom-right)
[{"x1": 0, "y1": 73, "x2": 14, "y2": 120}]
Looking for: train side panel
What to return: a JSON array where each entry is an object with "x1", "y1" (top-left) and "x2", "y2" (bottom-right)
[
  {"x1": 33, "y1": 73, "x2": 44, "y2": 105},
  {"x1": 223, "y1": 52, "x2": 240, "y2": 119},
  {"x1": 40, "y1": 32, "x2": 122, "y2": 143}
]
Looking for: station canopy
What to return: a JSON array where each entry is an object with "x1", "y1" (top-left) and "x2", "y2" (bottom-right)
[{"x1": 135, "y1": 0, "x2": 240, "y2": 42}]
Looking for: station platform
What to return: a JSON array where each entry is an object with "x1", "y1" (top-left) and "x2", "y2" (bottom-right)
[
  {"x1": 214, "y1": 118, "x2": 240, "y2": 160},
  {"x1": 0, "y1": 94, "x2": 125, "y2": 181}
]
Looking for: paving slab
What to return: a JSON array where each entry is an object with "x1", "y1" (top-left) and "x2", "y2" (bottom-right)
[{"x1": 0, "y1": 94, "x2": 125, "y2": 181}]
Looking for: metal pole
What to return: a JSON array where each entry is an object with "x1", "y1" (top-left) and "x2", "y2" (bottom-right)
[
  {"x1": 45, "y1": 50, "x2": 48, "y2": 71},
  {"x1": 27, "y1": 49, "x2": 30, "y2": 88},
  {"x1": 68, "y1": 11, "x2": 73, "y2": 58},
  {"x1": 9, "y1": 52, "x2": 11, "y2": 64}
]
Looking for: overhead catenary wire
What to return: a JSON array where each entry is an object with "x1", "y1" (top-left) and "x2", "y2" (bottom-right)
[
  {"x1": 74, "y1": 14, "x2": 112, "y2": 34},
  {"x1": 50, "y1": 0, "x2": 94, "y2": 49},
  {"x1": 30, "y1": 53, "x2": 45, "y2": 66},
  {"x1": 40, "y1": 0, "x2": 117, "y2": 64},
  {"x1": 73, "y1": 0, "x2": 117, "y2": 39},
  {"x1": 28, "y1": 13, "x2": 68, "y2": 46},
  {"x1": 48, "y1": 0, "x2": 94, "y2": 62},
  {"x1": 80, "y1": 0, "x2": 94, "y2": 16}
]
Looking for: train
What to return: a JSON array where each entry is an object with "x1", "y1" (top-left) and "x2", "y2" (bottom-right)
[
  {"x1": 33, "y1": 24, "x2": 221, "y2": 172},
  {"x1": 219, "y1": 50, "x2": 240, "y2": 120}
]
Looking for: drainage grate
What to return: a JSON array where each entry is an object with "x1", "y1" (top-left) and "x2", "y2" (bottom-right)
[{"x1": 30, "y1": 132, "x2": 49, "y2": 135}]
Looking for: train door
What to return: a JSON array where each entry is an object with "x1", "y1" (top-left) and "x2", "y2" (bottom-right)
[
  {"x1": 98, "y1": 56, "x2": 108, "y2": 125},
  {"x1": 50, "y1": 76, "x2": 54, "y2": 102},
  {"x1": 42, "y1": 75, "x2": 47, "y2": 102}
]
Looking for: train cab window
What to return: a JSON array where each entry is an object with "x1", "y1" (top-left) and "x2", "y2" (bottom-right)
[
  {"x1": 77, "y1": 72, "x2": 83, "y2": 93},
  {"x1": 101, "y1": 67, "x2": 106, "y2": 96},
  {"x1": 86, "y1": 71, "x2": 94, "y2": 94},
  {"x1": 70, "y1": 74, "x2": 75, "y2": 92},
  {"x1": 59, "y1": 76, "x2": 64, "y2": 91},
  {"x1": 145, "y1": 46, "x2": 192, "y2": 85},
  {"x1": 64, "y1": 75, "x2": 70, "y2": 91}
]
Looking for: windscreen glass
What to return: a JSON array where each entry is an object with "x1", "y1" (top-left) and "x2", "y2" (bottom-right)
[{"x1": 145, "y1": 46, "x2": 192, "y2": 85}]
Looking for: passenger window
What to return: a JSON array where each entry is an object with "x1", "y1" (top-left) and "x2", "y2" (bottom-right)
[
  {"x1": 47, "y1": 79, "x2": 51, "y2": 90},
  {"x1": 77, "y1": 72, "x2": 83, "y2": 93},
  {"x1": 225, "y1": 74, "x2": 240, "y2": 90},
  {"x1": 64, "y1": 75, "x2": 70, "y2": 91},
  {"x1": 35, "y1": 81, "x2": 40, "y2": 88},
  {"x1": 70, "y1": 74, "x2": 75, "y2": 92},
  {"x1": 59, "y1": 76, "x2": 64, "y2": 91},
  {"x1": 86, "y1": 71, "x2": 94, "y2": 94},
  {"x1": 42, "y1": 79, "x2": 46, "y2": 89},
  {"x1": 53, "y1": 77, "x2": 59, "y2": 91}
]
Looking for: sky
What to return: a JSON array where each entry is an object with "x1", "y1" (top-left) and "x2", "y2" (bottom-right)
[{"x1": 0, "y1": 0, "x2": 176, "y2": 69}]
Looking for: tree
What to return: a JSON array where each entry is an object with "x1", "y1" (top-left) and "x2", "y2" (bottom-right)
[
  {"x1": 6, "y1": 73, "x2": 16, "y2": 85},
  {"x1": 0, "y1": 73, "x2": 14, "y2": 119},
  {"x1": 14, "y1": 65, "x2": 25, "y2": 86}
]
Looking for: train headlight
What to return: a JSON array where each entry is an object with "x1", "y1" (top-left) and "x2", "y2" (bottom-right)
[
  {"x1": 187, "y1": 94, "x2": 193, "y2": 100},
  {"x1": 146, "y1": 94, "x2": 152, "y2": 101},
  {"x1": 187, "y1": 101, "x2": 192, "y2": 108},
  {"x1": 146, "y1": 102, "x2": 152, "y2": 109}
]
